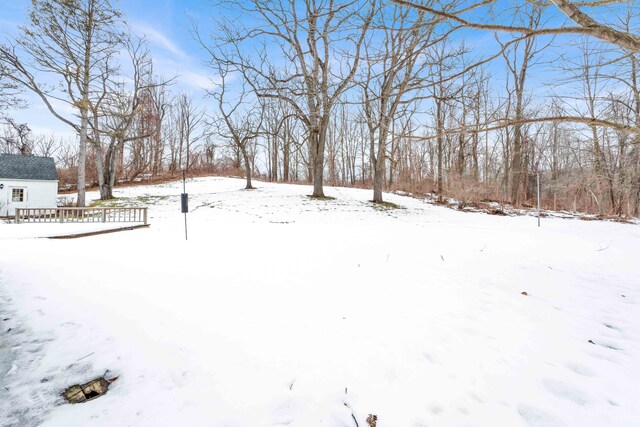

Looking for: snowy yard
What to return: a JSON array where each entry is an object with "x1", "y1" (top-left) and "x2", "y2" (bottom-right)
[{"x1": 1, "y1": 177, "x2": 639, "y2": 427}]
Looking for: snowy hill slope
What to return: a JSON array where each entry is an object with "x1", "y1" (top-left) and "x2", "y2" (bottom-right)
[{"x1": 1, "y1": 177, "x2": 639, "y2": 427}]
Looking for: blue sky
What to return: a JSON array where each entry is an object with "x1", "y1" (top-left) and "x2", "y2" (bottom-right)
[
  {"x1": 1, "y1": 0, "x2": 634, "y2": 139},
  {"x1": 1, "y1": 0, "x2": 216, "y2": 137},
  {"x1": 2, "y1": 0, "x2": 211, "y2": 74}
]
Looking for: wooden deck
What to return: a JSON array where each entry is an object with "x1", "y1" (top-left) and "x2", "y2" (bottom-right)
[{"x1": 47, "y1": 224, "x2": 150, "y2": 239}]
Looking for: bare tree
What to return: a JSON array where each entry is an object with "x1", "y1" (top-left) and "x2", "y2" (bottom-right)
[
  {"x1": 392, "y1": 0, "x2": 640, "y2": 54},
  {"x1": 497, "y1": 4, "x2": 548, "y2": 205},
  {"x1": 391, "y1": 0, "x2": 640, "y2": 136},
  {"x1": 0, "y1": 0, "x2": 123, "y2": 206},
  {"x1": 0, "y1": 50, "x2": 24, "y2": 116},
  {"x1": 209, "y1": 63, "x2": 262, "y2": 189},
  {"x1": 93, "y1": 37, "x2": 169, "y2": 200},
  {"x1": 426, "y1": 36, "x2": 465, "y2": 201},
  {"x1": 361, "y1": 1, "x2": 439, "y2": 203},
  {"x1": 174, "y1": 93, "x2": 206, "y2": 174},
  {"x1": 200, "y1": 0, "x2": 375, "y2": 197},
  {"x1": 261, "y1": 97, "x2": 300, "y2": 183},
  {"x1": 1, "y1": 118, "x2": 32, "y2": 154},
  {"x1": 33, "y1": 135, "x2": 60, "y2": 158},
  {"x1": 146, "y1": 80, "x2": 170, "y2": 177}
]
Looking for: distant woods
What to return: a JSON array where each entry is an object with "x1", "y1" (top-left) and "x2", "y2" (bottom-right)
[{"x1": 1, "y1": 0, "x2": 640, "y2": 216}]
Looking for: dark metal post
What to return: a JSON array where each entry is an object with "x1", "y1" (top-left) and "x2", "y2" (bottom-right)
[
  {"x1": 183, "y1": 171, "x2": 188, "y2": 241},
  {"x1": 537, "y1": 173, "x2": 541, "y2": 228}
]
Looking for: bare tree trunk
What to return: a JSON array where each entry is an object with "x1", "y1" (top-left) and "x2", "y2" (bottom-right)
[
  {"x1": 436, "y1": 99, "x2": 444, "y2": 201},
  {"x1": 310, "y1": 123, "x2": 327, "y2": 197},
  {"x1": 372, "y1": 129, "x2": 386, "y2": 203},
  {"x1": 77, "y1": 107, "x2": 89, "y2": 206},
  {"x1": 510, "y1": 121, "x2": 523, "y2": 205},
  {"x1": 283, "y1": 130, "x2": 290, "y2": 182},
  {"x1": 241, "y1": 146, "x2": 253, "y2": 189},
  {"x1": 102, "y1": 139, "x2": 122, "y2": 200}
]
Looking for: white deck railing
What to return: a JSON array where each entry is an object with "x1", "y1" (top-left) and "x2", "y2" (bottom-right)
[{"x1": 15, "y1": 207, "x2": 148, "y2": 225}]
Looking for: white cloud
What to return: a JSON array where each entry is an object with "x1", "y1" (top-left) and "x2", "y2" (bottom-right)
[
  {"x1": 181, "y1": 70, "x2": 220, "y2": 91},
  {"x1": 128, "y1": 21, "x2": 221, "y2": 92},
  {"x1": 131, "y1": 21, "x2": 189, "y2": 59}
]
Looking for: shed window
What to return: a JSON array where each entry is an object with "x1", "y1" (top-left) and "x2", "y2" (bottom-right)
[{"x1": 12, "y1": 188, "x2": 24, "y2": 202}]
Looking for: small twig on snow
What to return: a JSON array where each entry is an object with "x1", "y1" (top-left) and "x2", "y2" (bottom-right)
[
  {"x1": 76, "y1": 352, "x2": 95, "y2": 362},
  {"x1": 343, "y1": 401, "x2": 359, "y2": 427}
]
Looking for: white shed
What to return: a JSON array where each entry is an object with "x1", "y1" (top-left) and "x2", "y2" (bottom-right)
[{"x1": 0, "y1": 154, "x2": 59, "y2": 217}]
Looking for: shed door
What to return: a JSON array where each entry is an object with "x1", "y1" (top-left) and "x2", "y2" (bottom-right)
[{"x1": 6, "y1": 187, "x2": 27, "y2": 216}]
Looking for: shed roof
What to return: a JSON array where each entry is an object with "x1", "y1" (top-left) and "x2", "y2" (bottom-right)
[{"x1": 0, "y1": 154, "x2": 58, "y2": 181}]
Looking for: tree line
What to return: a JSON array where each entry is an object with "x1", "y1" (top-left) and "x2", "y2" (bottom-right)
[{"x1": 1, "y1": 0, "x2": 639, "y2": 216}]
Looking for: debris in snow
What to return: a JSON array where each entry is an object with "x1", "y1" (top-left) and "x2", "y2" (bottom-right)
[
  {"x1": 588, "y1": 340, "x2": 596, "y2": 345},
  {"x1": 63, "y1": 376, "x2": 115, "y2": 404},
  {"x1": 488, "y1": 208, "x2": 507, "y2": 216},
  {"x1": 521, "y1": 292, "x2": 528, "y2": 296},
  {"x1": 366, "y1": 414, "x2": 378, "y2": 427}
]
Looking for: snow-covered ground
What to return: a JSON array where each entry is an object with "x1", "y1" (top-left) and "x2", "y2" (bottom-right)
[
  {"x1": 0, "y1": 221, "x2": 139, "y2": 240},
  {"x1": 1, "y1": 177, "x2": 639, "y2": 427}
]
